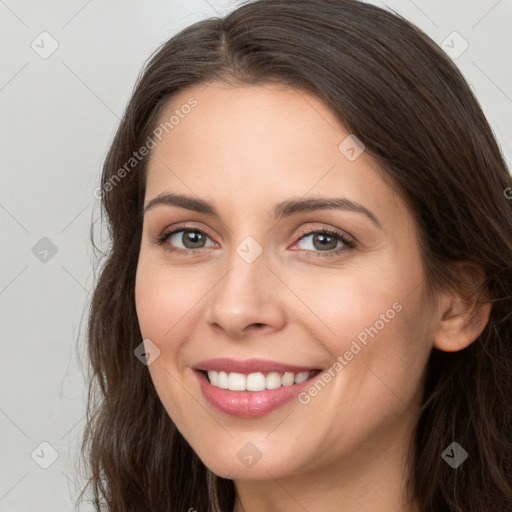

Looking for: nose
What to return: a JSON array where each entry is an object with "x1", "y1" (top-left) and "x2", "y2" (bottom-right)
[{"x1": 205, "y1": 246, "x2": 287, "y2": 339}]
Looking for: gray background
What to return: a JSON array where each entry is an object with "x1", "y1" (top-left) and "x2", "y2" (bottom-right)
[{"x1": 1, "y1": 0, "x2": 510, "y2": 510}]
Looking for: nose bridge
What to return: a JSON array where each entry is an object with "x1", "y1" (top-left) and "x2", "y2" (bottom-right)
[
  {"x1": 206, "y1": 235, "x2": 286, "y2": 336},
  {"x1": 217, "y1": 238, "x2": 270, "y2": 311}
]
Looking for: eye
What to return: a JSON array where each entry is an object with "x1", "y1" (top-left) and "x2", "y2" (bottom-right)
[
  {"x1": 291, "y1": 227, "x2": 356, "y2": 258},
  {"x1": 155, "y1": 225, "x2": 216, "y2": 255},
  {"x1": 155, "y1": 224, "x2": 356, "y2": 258}
]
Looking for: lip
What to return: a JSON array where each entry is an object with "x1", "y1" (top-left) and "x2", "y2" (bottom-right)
[
  {"x1": 192, "y1": 368, "x2": 323, "y2": 418},
  {"x1": 192, "y1": 357, "x2": 320, "y2": 374}
]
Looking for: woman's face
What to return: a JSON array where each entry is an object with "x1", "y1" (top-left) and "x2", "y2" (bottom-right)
[{"x1": 135, "y1": 81, "x2": 437, "y2": 481}]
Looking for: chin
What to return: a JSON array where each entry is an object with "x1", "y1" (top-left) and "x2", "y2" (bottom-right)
[{"x1": 196, "y1": 445, "x2": 300, "y2": 481}]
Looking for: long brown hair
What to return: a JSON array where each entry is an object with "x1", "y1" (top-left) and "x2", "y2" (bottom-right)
[{"x1": 77, "y1": 1, "x2": 512, "y2": 510}]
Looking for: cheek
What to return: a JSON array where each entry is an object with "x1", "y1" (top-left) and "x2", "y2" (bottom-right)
[
  {"x1": 303, "y1": 274, "x2": 429, "y2": 436},
  {"x1": 135, "y1": 258, "x2": 210, "y2": 344},
  {"x1": 134, "y1": 259, "x2": 205, "y2": 424},
  {"x1": 291, "y1": 261, "x2": 431, "y2": 389},
  {"x1": 290, "y1": 266, "x2": 400, "y2": 346}
]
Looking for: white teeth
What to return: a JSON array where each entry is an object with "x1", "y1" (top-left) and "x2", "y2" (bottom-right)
[
  {"x1": 228, "y1": 372, "x2": 246, "y2": 391},
  {"x1": 294, "y1": 371, "x2": 310, "y2": 384},
  {"x1": 217, "y1": 371, "x2": 229, "y2": 389},
  {"x1": 247, "y1": 372, "x2": 266, "y2": 391},
  {"x1": 281, "y1": 371, "x2": 295, "y2": 386},
  {"x1": 208, "y1": 370, "x2": 219, "y2": 386},
  {"x1": 266, "y1": 371, "x2": 282, "y2": 389},
  {"x1": 206, "y1": 370, "x2": 316, "y2": 391}
]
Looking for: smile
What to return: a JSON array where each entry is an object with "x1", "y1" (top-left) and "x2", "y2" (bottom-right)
[
  {"x1": 205, "y1": 369, "x2": 320, "y2": 391},
  {"x1": 193, "y1": 368, "x2": 323, "y2": 418}
]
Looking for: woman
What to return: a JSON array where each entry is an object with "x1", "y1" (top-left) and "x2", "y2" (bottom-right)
[{"x1": 79, "y1": 0, "x2": 512, "y2": 510}]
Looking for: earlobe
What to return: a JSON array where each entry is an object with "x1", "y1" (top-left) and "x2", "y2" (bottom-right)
[{"x1": 433, "y1": 265, "x2": 492, "y2": 353}]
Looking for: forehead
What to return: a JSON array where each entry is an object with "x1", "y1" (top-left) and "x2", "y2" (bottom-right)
[{"x1": 144, "y1": 82, "x2": 409, "y2": 229}]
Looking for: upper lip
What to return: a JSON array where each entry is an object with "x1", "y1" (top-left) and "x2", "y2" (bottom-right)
[{"x1": 192, "y1": 358, "x2": 321, "y2": 374}]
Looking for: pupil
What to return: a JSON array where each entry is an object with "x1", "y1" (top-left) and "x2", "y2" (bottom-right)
[
  {"x1": 314, "y1": 234, "x2": 336, "y2": 250},
  {"x1": 184, "y1": 231, "x2": 204, "y2": 248}
]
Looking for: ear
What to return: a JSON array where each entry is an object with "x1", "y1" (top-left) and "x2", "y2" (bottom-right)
[{"x1": 433, "y1": 263, "x2": 492, "y2": 352}]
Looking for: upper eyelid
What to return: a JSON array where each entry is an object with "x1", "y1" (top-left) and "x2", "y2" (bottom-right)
[
  {"x1": 295, "y1": 225, "x2": 354, "y2": 242},
  {"x1": 163, "y1": 222, "x2": 218, "y2": 242},
  {"x1": 161, "y1": 222, "x2": 348, "y2": 236}
]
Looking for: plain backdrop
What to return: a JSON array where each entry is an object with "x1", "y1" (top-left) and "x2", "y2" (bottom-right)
[{"x1": 1, "y1": 0, "x2": 511, "y2": 510}]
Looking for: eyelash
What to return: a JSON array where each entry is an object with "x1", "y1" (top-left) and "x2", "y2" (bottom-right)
[{"x1": 154, "y1": 223, "x2": 356, "y2": 258}]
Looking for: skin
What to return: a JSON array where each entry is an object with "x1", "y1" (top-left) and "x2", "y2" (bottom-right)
[{"x1": 134, "y1": 82, "x2": 491, "y2": 512}]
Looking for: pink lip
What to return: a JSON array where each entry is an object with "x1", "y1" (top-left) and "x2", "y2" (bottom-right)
[
  {"x1": 192, "y1": 357, "x2": 320, "y2": 374},
  {"x1": 192, "y1": 369, "x2": 322, "y2": 418}
]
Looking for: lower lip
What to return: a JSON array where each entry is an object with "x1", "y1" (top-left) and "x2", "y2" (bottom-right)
[{"x1": 193, "y1": 369, "x2": 321, "y2": 418}]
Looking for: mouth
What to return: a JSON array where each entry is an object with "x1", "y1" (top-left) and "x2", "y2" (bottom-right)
[
  {"x1": 198, "y1": 368, "x2": 322, "y2": 391},
  {"x1": 193, "y1": 368, "x2": 324, "y2": 418}
]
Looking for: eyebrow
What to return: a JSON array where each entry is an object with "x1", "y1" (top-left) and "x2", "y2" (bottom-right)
[{"x1": 143, "y1": 192, "x2": 383, "y2": 229}]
